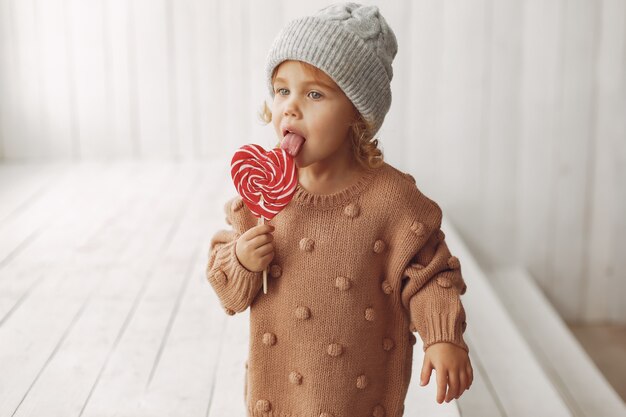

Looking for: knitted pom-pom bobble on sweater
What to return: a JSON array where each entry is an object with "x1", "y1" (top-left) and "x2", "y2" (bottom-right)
[{"x1": 207, "y1": 162, "x2": 469, "y2": 417}]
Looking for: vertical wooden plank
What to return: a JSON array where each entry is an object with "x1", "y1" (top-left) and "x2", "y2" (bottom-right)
[
  {"x1": 406, "y1": 0, "x2": 445, "y2": 195},
  {"x1": 171, "y1": 0, "x2": 194, "y2": 160},
  {"x1": 197, "y1": 0, "x2": 221, "y2": 159},
  {"x1": 585, "y1": 0, "x2": 626, "y2": 322},
  {"x1": 248, "y1": 0, "x2": 283, "y2": 150},
  {"x1": 551, "y1": 0, "x2": 598, "y2": 322},
  {"x1": 437, "y1": 0, "x2": 489, "y2": 235},
  {"x1": 165, "y1": 0, "x2": 178, "y2": 159},
  {"x1": 9, "y1": 0, "x2": 45, "y2": 159},
  {"x1": 217, "y1": 1, "x2": 249, "y2": 153},
  {"x1": 518, "y1": 0, "x2": 563, "y2": 292},
  {"x1": 379, "y1": 0, "x2": 410, "y2": 171},
  {"x1": 132, "y1": 0, "x2": 172, "y2": 158},
  {"x1": 607, "y1": 1, "x2": 626, "y2": 323},
  {"x1": 68, "y1": 0, "x2": 109, "y2": 159},
  {"x1": 38, "y1": 0, "x2": 73, "y2": 159},
  {"x1": 186, "y1": 0, "x2": 202, "y2": 159},
  {"x1": 106, "y1": 0, "x2": 136, "y2": 158},
  {"x1": 239, "y1": 0, "x2": 251, "y2": 150},
  {"x1": 0, "y1": 0, "x2": 13, "y2": 160},
  {"x1": 480, "y1": 0, "x2": 522, "y2": 267}
]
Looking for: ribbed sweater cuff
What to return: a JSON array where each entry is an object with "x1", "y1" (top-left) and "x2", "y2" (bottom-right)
[
  {"x1": 409, "y1": 279, "x2": 469, "y2": 354},
  {"x1": 421, "y1": 311, "x2": 469, "y2": 353},
  {"x1": 207, "y1": 240, "x2": 263, "y2": 314}
]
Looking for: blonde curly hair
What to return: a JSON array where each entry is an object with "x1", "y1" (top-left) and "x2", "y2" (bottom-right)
[{"x1": 259, "y1": 61, "x2": 384, "y2": 171}]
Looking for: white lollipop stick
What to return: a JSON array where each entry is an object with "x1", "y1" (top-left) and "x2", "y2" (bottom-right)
[
  {"x1": 260, "y1": 216, "x2": 268, "y2": 294},
  {"x1": 259, "y1": 196, "x2": 268, "y2": 294}
]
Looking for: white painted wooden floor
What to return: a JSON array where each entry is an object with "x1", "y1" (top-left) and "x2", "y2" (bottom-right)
[{"x1": 1, "y1": 161, "x2": 623, "y2": 417}]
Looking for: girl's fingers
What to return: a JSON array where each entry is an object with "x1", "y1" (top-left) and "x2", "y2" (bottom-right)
[
  {"x1": 467, "y1": 364, "x2": 474, "y2": 387},
  {"x1": 457, "y1": 370, "x2": 468, "y2": 398},
  {"x1": 436, "y1": 368, "x2": 448, "y2": 404},
  {"x1": 249, "y1": 233, "x2": 274, "y2": 249},
  {"x1": 250, "y1": 224, "x2": 275, "y2": 237},
  {"x1": 260, "y1": 251, "x2": 275, "y2": 262},
  {"x1": 256, "y1": 243, "x2": 274, "y2": 256},
  {"x1": 445, "y1": 371, "x2": 459, "y2": 402},
  {"x1": 420, "y1": 356, "x2": 433, "y2": 386}
]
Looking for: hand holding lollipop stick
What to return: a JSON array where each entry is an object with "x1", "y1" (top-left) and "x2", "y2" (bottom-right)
[{"x1": 230, "y1": 144, "x2": 298, "y2": 293}]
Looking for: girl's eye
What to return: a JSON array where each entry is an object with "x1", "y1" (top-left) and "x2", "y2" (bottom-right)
[
  {"x1": 308, "y1": 91, "x2": 322, "y2": 100},
  {"x1": 276, "y1": 88, "x2": 288, "y2": 95}
]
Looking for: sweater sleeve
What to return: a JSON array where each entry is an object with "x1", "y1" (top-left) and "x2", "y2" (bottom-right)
[
  {"x1": 400, "y1": 225, "x2": 469, "y2": 353},
  {"x1": 206, "y1": 196, "x2": 263, "y2": 315}
]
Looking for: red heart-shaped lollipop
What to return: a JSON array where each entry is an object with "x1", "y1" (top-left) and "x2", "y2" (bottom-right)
[{"x1": 230, "y1": 144, "x2": 298, "y2": 221}]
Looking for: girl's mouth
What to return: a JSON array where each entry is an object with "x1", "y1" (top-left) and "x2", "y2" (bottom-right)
[{"x1": 281, "y1": 132, "x2": 306, "y2": 157}]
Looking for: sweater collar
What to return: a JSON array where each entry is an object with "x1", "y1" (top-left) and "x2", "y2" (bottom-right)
[{"x1": 292, "y1": 165, "x2": 380, "y2": 208}]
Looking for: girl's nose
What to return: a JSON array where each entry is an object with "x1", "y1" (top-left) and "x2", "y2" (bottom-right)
[
  {"x1": 283, "y1": 98, "x2": 300, "y2": 117},
  {"x1": 283, "y1": 106, "x2": 298, "y2": 117}
]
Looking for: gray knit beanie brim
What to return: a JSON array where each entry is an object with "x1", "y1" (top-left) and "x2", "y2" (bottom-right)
[{"x1": 265, "y1": 3, "x2": 398, "y2": 136}]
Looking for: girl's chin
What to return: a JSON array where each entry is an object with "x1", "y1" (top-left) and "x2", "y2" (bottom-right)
[{"x1": 293, "y1": 155, "x2": 309, "y2": 168}]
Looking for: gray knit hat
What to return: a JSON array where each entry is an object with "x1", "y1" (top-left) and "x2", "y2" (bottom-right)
[{"x1": 265, "y1": 2, "x2": 398, "y2": 136}]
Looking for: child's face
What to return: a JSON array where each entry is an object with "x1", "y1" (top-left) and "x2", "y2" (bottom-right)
[{"x1": 271, "y1": 60, "x2": 357, "y2": 170}]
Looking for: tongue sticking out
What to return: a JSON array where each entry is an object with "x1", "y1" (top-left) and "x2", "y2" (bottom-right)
[{"x1": 280, "y1": 132, "x2": 305, "y2": 157}]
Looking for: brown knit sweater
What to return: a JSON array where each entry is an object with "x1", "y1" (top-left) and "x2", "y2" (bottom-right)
[{"x1": 207, "y1": 162, "x2": 468, "y2": 417}]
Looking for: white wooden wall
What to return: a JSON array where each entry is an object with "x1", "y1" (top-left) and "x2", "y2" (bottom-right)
[{"x1": 0, "y1": 0, "x2": 624, "y2": 324}]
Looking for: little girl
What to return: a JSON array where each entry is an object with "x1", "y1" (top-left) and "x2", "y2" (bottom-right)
[{"x1": 207, "y1": 3, "x2": 472, "y2": 417}]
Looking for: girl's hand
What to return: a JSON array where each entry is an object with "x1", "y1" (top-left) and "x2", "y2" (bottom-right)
[
  {"x1": 235, "y1": 224, "x2": 275, "y2": 272},
  {"x1": 420, "y1": 342, "x2": 473, "y2": 403}
]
